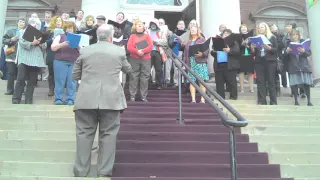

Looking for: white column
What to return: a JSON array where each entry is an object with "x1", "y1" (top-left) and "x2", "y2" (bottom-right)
[
  {"x1": 199, "y1": 0, "x2": 241, "y2": 37},
  {"x1": 306, "y1": 1, "x2": 320, "y2": 83},
  {"x1": 0, "y1": 0, "x2": 8, "y2": 57},
  {"x1": 81, "y1": 0, "x2": 120, "y2": 20}
]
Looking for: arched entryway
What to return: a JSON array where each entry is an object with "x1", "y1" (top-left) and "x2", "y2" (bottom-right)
[{"x1": 249, "y1": 1, "x2": 308, "y2": 37}]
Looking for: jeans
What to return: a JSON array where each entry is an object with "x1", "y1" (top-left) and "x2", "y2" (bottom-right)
[{"x1": 53, "y1": 60, "x2": 76, "y2": 104}]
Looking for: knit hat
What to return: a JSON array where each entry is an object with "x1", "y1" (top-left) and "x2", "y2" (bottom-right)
[{"x1": 149, "y1": 18, "x2": 160, "y2": 30}]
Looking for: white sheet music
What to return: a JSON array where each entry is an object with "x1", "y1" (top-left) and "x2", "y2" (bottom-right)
[{"x1": 79, "y1": 34, "x2": 90, "y2": 47}]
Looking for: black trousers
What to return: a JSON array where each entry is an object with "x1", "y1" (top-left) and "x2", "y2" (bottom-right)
[
  {"x1": 215, "y1": 69, "x2": 238, "y2": 99},
  {"x1": 151, "y1": 51, "x2": 163, "y2": 87},
  {"x1": 48, "y1": 62, "x2": 54, "y2": 90},
  {"x1": 254, "y1": 60, "x2": 277, "y2": 105},
  {"x1": 12, "y1": 63, "x2": 39, "y2": 104},
  {"x1": 6, "y1": 62, "x2": 17, "y2": 93}
]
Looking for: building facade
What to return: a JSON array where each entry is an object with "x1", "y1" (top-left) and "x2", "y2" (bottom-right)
[
  {"x1": 3, "y1": 0, "x2": 308, "y2": 33},
  {"x1": 1, "y1": 0, "x2": 319, "y2": 83}
]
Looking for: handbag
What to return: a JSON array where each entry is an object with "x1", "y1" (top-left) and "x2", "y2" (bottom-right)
[
  {"x1": 5, "y1": 46, "x2": 15, "y2": 56},
  {"x1": 276, "y1": 57, "x2": 284, "y2": 74}
]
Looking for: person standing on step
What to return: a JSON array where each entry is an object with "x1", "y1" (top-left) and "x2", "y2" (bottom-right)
[
  {"x1": 169, "y1": 20, "x2": 186, "y2": 87},
  {"x1": 211, "y1": 29, "x2": 240, "y2": 100},
  {"x1": 12, "y1": 18, "x2": 47, "y2": 104},
  {"x1": 238, "y1": 24, "x2": 254, "y2": 93},
  {"x1": 127, "y1": 20, "x2": 154, "y2": 102},
  {"x1": 79, "y1": 15, "x2": 96, "y2": 45},
  {"x1": 72, "y1": 24, "x2": 131, "y2": 177},
  {"x1": 270, "y1": 23, "x2": 285, "y2": 97},
  {"x1": 251, "y1": 22, "x2": 278, "y2": 105},
  {"x1": 147, "y1": 18, "x2": 168, "y2": 90},
  {"x1": 2, "y1": 17, "x2": 26, "y2": 95},
  {"x1": 282, "y1": 22, "x2": 306, "y2": 97},
  {"x1": 46, "y1": 16, "x2": 64, "y2": 96},
  {"x1": 184, "y1": 25, "x2": 209, "y2": 103},
  {"x1": 51, "y1": 22, "x2": 80, "y2": 105},
  {"x1": 285, "y1": 29, "x2": 313, "y2": 106}
]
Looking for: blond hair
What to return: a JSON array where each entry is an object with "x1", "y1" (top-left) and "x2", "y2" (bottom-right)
[
  {"x1": 131, "y1": 20, "x2": 145, "y2": 33},
  {"x1": 257, "y1": 22, "x2": 273, "y2": 39},
  {"x1": 189, "y1": 26, "x2": 202, "y2": 41},
  {"x1": 48, "y1": 16, "x2": 64, "y2": 33}
]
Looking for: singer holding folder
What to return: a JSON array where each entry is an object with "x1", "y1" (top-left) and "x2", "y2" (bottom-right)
[
  {"x1": 211, "y1": 29, "x2": 240, "y2": 100},
  {"x1": 127, "y1": 20, "x2": 153, "y2": 102},
  {"x1": 285, "y1": 29, "x2": 313, "y2": 106},
  {"x1": 51, "y1": 22, "x2": 80, "y2": 105},
  {"x1": 12, "y1": 18, "x2": 47, "y2": 104},
  {"x1": 183, "y1": 26, "x2": 209, "y2": 103},
  {"x1": 250, "y1": 22, "x2": 278, "y2": 105}
]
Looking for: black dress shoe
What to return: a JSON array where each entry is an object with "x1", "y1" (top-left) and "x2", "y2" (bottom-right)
[
  {"x1": 4, "y1": 92, "x2": 13, "y2": 95},
  {"x1": 141, "y1": 98, "x2": 148, "y2": 102},
  {"x1": 12, "y1": 100, "x2": 20, "y2": 104}
]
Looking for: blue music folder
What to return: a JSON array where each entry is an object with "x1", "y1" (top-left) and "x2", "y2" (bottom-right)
[
  {"x1": 249, "y1": 35, "x2": 271, "y2": 48},
  {"x1": 217, "y1": 51, "x2": 228, "y2": 63},
  {"x1": 289, "y1": 39, "x2": 311, "y2": 55},
  {"x1": 66, "y1": 33, "x2": 81, "y2": 48}
]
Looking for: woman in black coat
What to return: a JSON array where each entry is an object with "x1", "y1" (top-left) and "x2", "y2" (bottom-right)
[
  {"x1": 250, "y1": 22, "x2": 278, "y2": 105},
  {"x1": 286, "y1": 29, "x2": 313, "y2": 106}
]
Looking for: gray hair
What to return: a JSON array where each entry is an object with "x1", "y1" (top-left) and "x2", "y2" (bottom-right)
[{"x1": 97, "y1": 24, "x2": 114, "y2": 41}]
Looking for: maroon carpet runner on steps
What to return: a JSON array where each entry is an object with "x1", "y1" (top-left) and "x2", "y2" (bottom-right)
[{"x1": 96, "y1": 85, "x2": 294, "y2": 180}]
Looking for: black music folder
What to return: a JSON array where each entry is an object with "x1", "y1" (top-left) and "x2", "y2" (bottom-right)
[
  {"x1": 242, "y1": 29, "x2": 254, "y2": 40},
  {"x1": 125, "y1": 20, "x2": 133, "y2": 27},
  {"x1": 40, "y1": 31, "x2": 50, "y2": 44},
  {"x1": 107, "y1": 20, "x2": 126, "y2": 29},
  {"x1": 22, "y1": 24, "x2": 42, "y2": 42},
  {"x1": 136, "y1": 40, "x2": 148, "y2": 50},
  {"x1": 212, "y1": 37, "x2": 226, "y2": 51},
  {"x1": 78, "y1": 28, "x2": 97, "y2": 37},
  {"x1": 188, "y1": 38, "x2": 211, "y2": 56},
  {"x1": 230, "y1": 33, "x2": 242, "y2": 43}
]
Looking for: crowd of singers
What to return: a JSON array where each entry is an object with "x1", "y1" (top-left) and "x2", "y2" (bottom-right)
[{"x1": 1, "y1": 10, "x2": 314, "y2": 106}]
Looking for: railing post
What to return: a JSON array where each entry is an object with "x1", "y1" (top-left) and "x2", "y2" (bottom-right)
[
  {"x1": 178, "y1": 67, "x2": 183, "y2": 124},
  {"x1": 229, "y1": 127, "x2": 238, "y2": 180}
]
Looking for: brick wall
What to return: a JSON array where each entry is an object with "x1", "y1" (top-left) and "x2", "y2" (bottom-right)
[{"x1": 46, "y1": 0, "x2": 82, "y2": 15}]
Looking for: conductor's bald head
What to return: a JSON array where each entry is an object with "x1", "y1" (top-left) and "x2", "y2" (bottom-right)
[{"x1": 97, "y1": 24, "x2": 114, "y2": 42}]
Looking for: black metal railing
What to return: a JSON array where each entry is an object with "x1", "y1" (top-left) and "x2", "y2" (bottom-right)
[{"x1": 168, "y1": 49, "x2": 248, "y2": 180}]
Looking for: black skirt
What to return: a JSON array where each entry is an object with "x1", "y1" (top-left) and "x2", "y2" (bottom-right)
[{"x1": 239, "y1": 55, "x2": 254, "y2": 73}]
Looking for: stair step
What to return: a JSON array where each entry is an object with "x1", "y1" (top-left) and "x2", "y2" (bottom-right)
[
  {"x1": 0, "y1": 140, "x2": 258, "y2": 152},
  {"x1": 242, "y1": 126, "x2": 320, "y2": 135},
  {"x1": 269, "y1": 152, "x2": 320, "y2": 164},
  {"x1": 0, "y1": 150, "x2": 269, "y2": 164},
  {"x1": 1, "y1": 131, "x2": 249, "y2": 142},
  {"x1": 0, "y1": 123, "x2": 237, "y2": 133},
  {"x1": 258, "y1": 143, "x2": 320, "y2": 153},
  {"x1": 0, "y1": 176, "x2": 296, "y2": 180},
  {"x1": 0, "y1": 116, "x2": 223, "y2": 125},
  {"x1": 0, "y1": 162, "x2": 282, "y2": 178}
]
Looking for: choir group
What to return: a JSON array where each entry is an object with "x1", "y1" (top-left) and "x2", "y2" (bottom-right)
[{"x1": 1, "y1": 10, "x2": 313, "y2": 106}]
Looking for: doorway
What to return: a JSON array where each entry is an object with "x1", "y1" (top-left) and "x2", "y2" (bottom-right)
[
  {"x1": 154, "y1": 11, "x2": 182, "y2": 31},
  {"x1": 154, "y1": 0, "x2": 196, "y2": 31}
]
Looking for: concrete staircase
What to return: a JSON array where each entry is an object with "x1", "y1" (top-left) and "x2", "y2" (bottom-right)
[
  {"x1": 0, "y1": 79, "x2": 317, "y2": 179},
  {"x1": 214, "y1": 84, "x2": 320, "y2": 180}
]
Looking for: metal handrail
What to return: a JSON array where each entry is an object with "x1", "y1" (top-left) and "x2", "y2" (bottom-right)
[{"x1": 168, "y1": 48, "x2": 248, "y2": 180}]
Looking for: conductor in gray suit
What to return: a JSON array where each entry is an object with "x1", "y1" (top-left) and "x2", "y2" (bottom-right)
[{"x1": 72, "y1": 24, "x2": 132, "y2": 177}]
